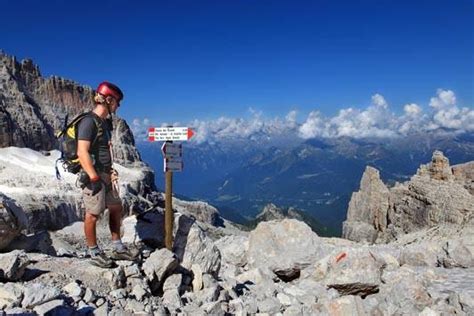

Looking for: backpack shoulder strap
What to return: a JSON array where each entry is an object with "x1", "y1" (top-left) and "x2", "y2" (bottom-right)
[
  {"x1": 86, "y1": 112, "x2": 104, "y2": 146},
  {"x1": 55, "y1": 112, "x2": 90, "y2": 139}
]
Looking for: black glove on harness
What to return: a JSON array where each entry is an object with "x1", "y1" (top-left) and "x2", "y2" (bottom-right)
[{"x1": 87, "y1": 178, "x2": 102, "y2": 196}]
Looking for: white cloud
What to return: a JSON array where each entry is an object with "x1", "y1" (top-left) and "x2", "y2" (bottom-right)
[
  {"x1": 285, "y1": 110, "x2": 298, "y2": 128},
  {"x1": 403, "y1": 103, "x2": 422, "y2": 117},
  {"x1": 130, "y1": 117, "x2": 154, "y2": 140},
  {"x1": 299, "y1": 111, "x2": 327, "y2": 139},
  {"x1": 371, "y1": 93, "x2": 388, "y2": 109},
  {"x1": 426, "y1": 89, "x2": 474, "y2": 132},
  {"x1": 131, "y1": 89, "x2": 473, "y2": 143},
  {"x1": 429, "y1": 89, "x2": 456, "y2": 110}
]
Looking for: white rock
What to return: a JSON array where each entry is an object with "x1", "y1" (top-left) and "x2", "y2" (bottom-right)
[
  {"x1": 162, "y1": 289, "x2": 183, "y2": 310},
  {"x1": 83, "y1": 288, "x2": 96, "y2": 304},
  {"x1": 63, "y1": 281, "x2": 83, "y2": 297},
  {"x1": 236, "y1": 267, "x2": 275, "y2": 285},
  {"x1": 124, "y1": 264, "x2": 141, "y2": 277},
  {"x1": 315, "y1": 248, "x2": 383, "y2": 297},
  {"x1": 0, "y1": 250, "x2": 29, "y2": 281},
  {"x1": 215, "y1": 235, "x2": 249, "y2": 267},
  {"x1": 21, "y1": 283, "x2": 61, "y2": 308},
  {"x1": 122, "y1": 212, "x2": 163, "y2": 247},
  {"x1": 95, "y1": 297, "x2": 106, "y2": 307},
  {"x1": 173, "y1": 214, "x2": 221, "y2": 276},
  {"x1": 142, "y1": 248, "x2": 178, "y2": 282},
  {"x1": 247, "y1": 219, "x2": 328, "y2": 280},
  {"x1": 191, "y1": 263, "x2": 203, "y2": 291},
  {"x1": 419, "y1": 307, "x2": 440, "y2": 316},
  {"x1": 163, "y1": 273, "x2": 183, "y2": 293},
  {"x1": 326, "y1": 295, "x2": 366, "y2": 315},
  {"x1": 257, "y1": 297, "x2": 281, "y2": 314},
  {"x1": 33, "y1": 299, "x2": 72, "y2": 316},
  {"x1": 277, "y1": 293, "x2": 292, "y2": 306},
  {"x1": 0, "y1": 283, "x2": 23, "y2": 307},
  {"x1": 125, "y1": 299, "x2": 146, "y2": 313},
  {"x1": 132, "y1": 283, "x2": 149, "y2": 301},
  {"x1": 108, "y1": 289, "x2": 127, "y2": 301}
]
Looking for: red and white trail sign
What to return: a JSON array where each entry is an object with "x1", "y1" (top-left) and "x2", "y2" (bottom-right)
[{"x1": 148, "y1": 127, "x2": 195, "y2": 142}]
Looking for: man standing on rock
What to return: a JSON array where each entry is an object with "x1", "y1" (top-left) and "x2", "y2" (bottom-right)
[{"x1": 77, "y1": 81, "x2": 137, "y2": 268}]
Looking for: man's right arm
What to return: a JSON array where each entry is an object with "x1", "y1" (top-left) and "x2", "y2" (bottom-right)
[
  {"x1": 77, "y1": 140, "x2": 99, "y2": 180},
  {"x1": 76, "y1": 116, "x2": 99, "y2": 181}
]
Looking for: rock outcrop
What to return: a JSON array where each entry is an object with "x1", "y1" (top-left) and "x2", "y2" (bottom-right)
[
  {"x1": 343, "y1": 151, "x2": 474, "y2": 245},
  {"x1": 342, "y1": 166, "x2": 390, "y2": 243},
  {"x1": 0, "y1": 195, "x2": 28, "y2": 249}
]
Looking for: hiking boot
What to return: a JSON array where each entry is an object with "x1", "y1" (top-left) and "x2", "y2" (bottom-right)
[
  {"x1": 109, "y1": 246, "x2": 140, "y2": 261},
  {"x1": 89, "y1": 250, "x2": 115, "y2": 268}
]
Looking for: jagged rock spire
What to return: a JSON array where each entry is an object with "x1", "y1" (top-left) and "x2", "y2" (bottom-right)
[{"x1": 416, "y1": 150, "x2": 454, "y2": 181}]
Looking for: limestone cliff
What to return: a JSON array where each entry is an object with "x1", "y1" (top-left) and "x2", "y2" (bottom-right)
[
  {"x1": 343, "y1": 151, "x2": 474, "y2": 242},
  {"x1": 343, "y1": 150, "x2": 474, "y2": 243},
  {"x1": 0, "y1": 51, "x2": 142, "y2": 166}
]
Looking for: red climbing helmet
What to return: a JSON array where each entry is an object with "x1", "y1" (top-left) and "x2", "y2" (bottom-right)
[{"x1": 96, "y1": 81, "x2": 123, "y2": 101}]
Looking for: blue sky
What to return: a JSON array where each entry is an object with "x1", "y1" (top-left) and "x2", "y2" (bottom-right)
[{"x1": 1, "y1": 0, "x2": 472, "y2": 128}]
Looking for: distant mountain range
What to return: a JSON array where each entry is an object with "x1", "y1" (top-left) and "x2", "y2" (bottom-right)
[{"x1": 138, "y1": 132, "x2": 474, "y2": 236}]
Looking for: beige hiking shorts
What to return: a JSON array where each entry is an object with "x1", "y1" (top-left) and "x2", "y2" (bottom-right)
[{"x1": 82, "y1": 172, "x2": 121, "y2": 216}]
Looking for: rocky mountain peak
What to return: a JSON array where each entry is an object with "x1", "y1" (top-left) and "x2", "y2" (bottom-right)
[
  {"x1": 416, "y1": 150, "x2": 454, "y2": 181},
  {"x1": 343, "y1": 166, "x2": 390, "y2": 243},
  {"x1": 256, "y1": 203, "x2": 286, "y2": 221},
  {"x1": 343, "y1": 151, "x2": 473, "y2": 243}
]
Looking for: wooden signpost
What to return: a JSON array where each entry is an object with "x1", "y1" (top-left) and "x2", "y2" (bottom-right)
[{"x1": 148, "y1": 127, "x2": 194, "y2": 250}]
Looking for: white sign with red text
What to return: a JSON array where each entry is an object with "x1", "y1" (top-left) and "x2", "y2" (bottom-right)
[{"x1": 148, "y1": 127, "x2": 194, "y2": 142}]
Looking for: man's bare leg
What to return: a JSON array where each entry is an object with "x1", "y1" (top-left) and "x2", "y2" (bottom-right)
[
  {"x1": 84, "y1": 212, "x2": 99, "y2": 247},
  {"x1": 108, "y1": 204, "x2": 122, "y2": 241},
  {"x1": 108, "y1": 204, "x2": 137, "y2": 260}
]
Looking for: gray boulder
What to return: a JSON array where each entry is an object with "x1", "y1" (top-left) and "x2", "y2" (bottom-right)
[
  {"x1": 400, "y1": 242, "x2": 440, "y2": 267},
  {"x1": 121, "y1": 211, "x2": 164, "y2": 248},
  {"x1": 378, "y1": 266, "x2": 433, "y2": 314},
  {"x1": 0, "y1": 195, "x2": 27, "y2": 250},
  {"x1": 247, "y1": 219, "x2": 328, "y2": 281},
  {"x1": 162, "y1": 289, "x2": 183, "y2": 311},
  {"x1": 0, "y1": 283, "x2": 24, "y2": 309},
  {"x1": 325, "y1": 295, "x2": 366, "y2": 316},
  {"x1": 21, "y1": 283, "x2": 61, "y2": 308},
  {"x1": 142, "y1": 248, "x2": 179, "y2": 293},
  {"x1": 33, "y1": 299, "x2": 73, "y2": 316},
  {"x1": 0, "y1": 250, "x2": 29, "y2": 281},
  {"x1": 173, "y1": 213, "x2": 221, "y2": 276},
  {"x1": 173, "y1": 199, "x2": 223, "y2": 227},
  {"x1": 214, "y1": 235, "x2": 248, "y2": 267},
  {"x1": 313, "y1": 248, "x2": 383, "y2": 297}
]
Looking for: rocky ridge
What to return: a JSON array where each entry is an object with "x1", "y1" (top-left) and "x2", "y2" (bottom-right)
[
  {"x1": 249, "y1": 203, "x2": 333, "y2": 236},
  {"x1": 343, "y1": 150, "x2": 474, "y2": 244}
]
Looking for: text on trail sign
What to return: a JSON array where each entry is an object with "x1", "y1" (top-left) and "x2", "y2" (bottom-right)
[
  {"x1": 164, "y1": 158, "x2": 183, "y2": 172},
  {"x1": 148, "y1": 127, "x2": 195, "y2": 142},
  {"x1": 161, "y1": 142, "x2": 182, "y2": 158}
]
